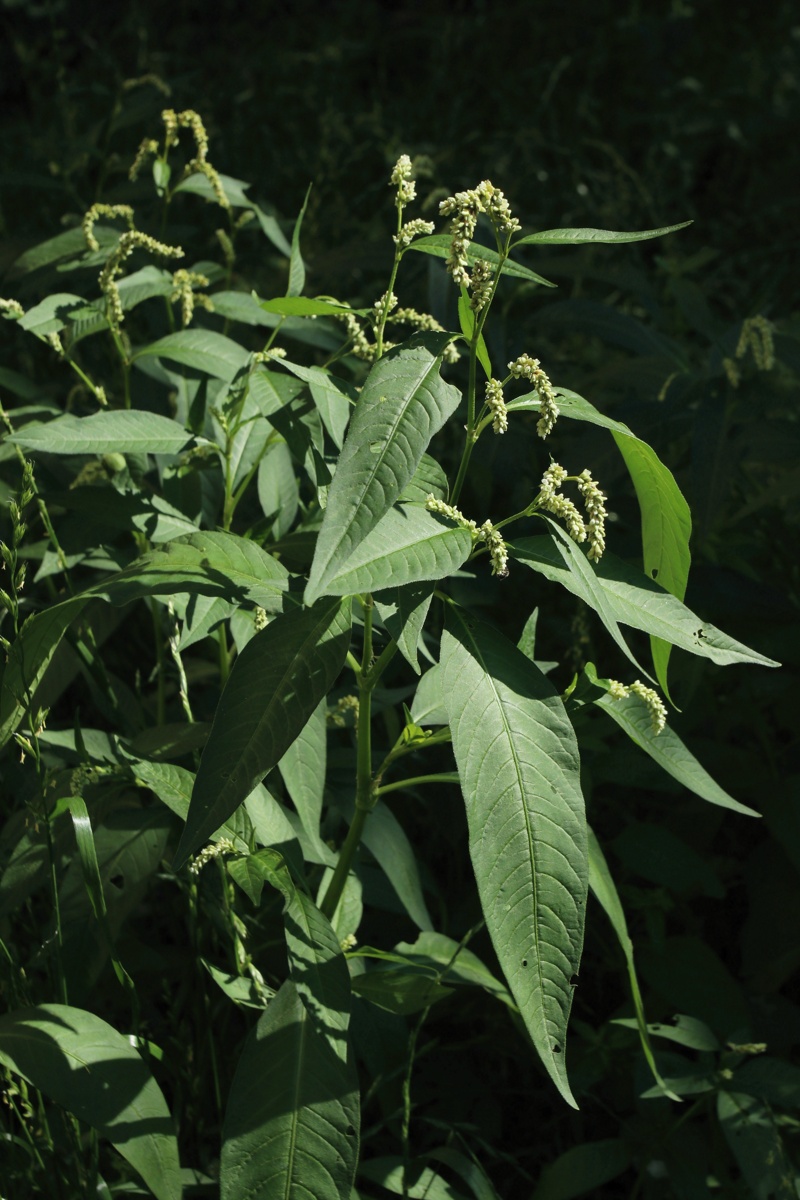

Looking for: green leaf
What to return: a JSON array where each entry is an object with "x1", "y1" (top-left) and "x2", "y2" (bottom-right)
[
  {"x1": 440, "y1": 607, "x2": 587, "y2": 1106},
  {"x1": 220, "y1": 980, "x2": 359, "y2": 1200},
  {"x1": 351, "y1": 968, "x2": 453, "y2": 1015},
  {"x1": 277, "y1": 360, "x2": 356, "y2": 449},
  {"x1": 457, "y1": 287, "x2": 492, "y2": 378},
  {"x1": 173, "y1": 170, "x2": 255, "y2": 209},
  {"x1": 717, "y1": 1091, "x2": 796, "y2": 1200},
  {"x1": 587, "y1": 828, "x2": 679, "y2": 1101},
  {"x1": 407, "y1": 234, "x2": 557, "y2": 287},
  {"x1": 359, "y1": 1157, "x2": 470, "y2": 1200},
  {"x1": 175, "y1": 597, "x2": 352, "y2": 867},
  {"x1": 613, "y1": 1014, "x2": 720, "y2": 1052},
  {"x1": 510, "y1": 530, "x2": 779, "y2": 670},
  {"x1": 117, "y1": 266, "x2": 174, "y2": 310},
  {"x1": 134, "y1": 329, "x2": 250, "y2": 381},
  {"x1": 9, "y1": 411, "x2": 192, "y2": 455},
  {"x1": 595, "y1": 692, "x2": 758, "y2": 816},
  {"x1": 425, "y1": 1147, "x2": 501, "y2": 1200},
  {"x1": 410, "y1": 662, "x2": 448, "y2": 726},
  {"x1": 18, "y1": 292, "x2": 104, "y2": 335},
  {"x1": 259, "y1": 296, "x2": 369, "y2": 318},
  {"x1": 313, "y1": 504, "x2": 473, "y2": 598},
  {"x1": 287, "y1": 184, "x2": 311, "y2": 297},
  {"x1": 612, "y1": 432, "x2": 691, "y2": 694},
  {"x1": 208, "y1": 290, "x2": 281, "y2": 327},
  {"x1": 306, "y1": 335, "x2": 462, "y2": 604},
  {"x1": 258, "y1": 440, "x2": 299, "y2": 537},
  {"x1": 531, "y1": 1139, "x2": 631, "y2": 1200},
  {"x1": 278, "y1": 699, "x2": 327, "y2": 846},
  {"x1": 10, "y1": 225, "x2": 118, "y2": 276},
  {"x1": 398, "y1": 452, "x2": 449, "y2": 504},
  {"x1": 514, "y1": 220, "x2": 691, "y2": 247},
  {"x1": 360, "y1": 800, "x2": 433, "y2": 931},
  {"x1": 0, "y1": 1004, "x2": 181, "y2": 1200},
  {"x1": 393, "y1": 932, "x2": 513, "y2": 1006},
  {"x1": 375, "y1": 582, "x2": 435, "y2": 674}
]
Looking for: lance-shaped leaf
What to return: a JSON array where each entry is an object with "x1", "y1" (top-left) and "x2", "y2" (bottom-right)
[
  {"x1": 595, "y1": 692, "x2": 758, "y2": 816},
  {"x1": 220, "y1": 980, "x2": 359, "y2": 1200},
  {"x1": 510, "y1": 529, "x2": 779, "y2": 670},
  {"x1": 9, "y1": 410, "x2": 192, "y2": 455},
  {"x1": 513, "y1": 220, "x2": 691, "y2": 247},
  {"x1": 315, "y1": 504, "x2": 474, "y2": 598},
  {"x1": 228, "y1": 848, "x2": 351, "y2": 1061},
  {"x1": 175, "y1": 597, "x2": 352, "y2": 867},
  {"x1": 375, "y1": 581, "x2": 435, "y2": 674},
  {"x1": 305, "y1": 333, "x2": 462, "y2": 604},
  {"x1": 407, "y1": 234, "x2": 557, "y2": 287},
  {"x1": 278, "y1": 699, "x2": 327, "y2": 846},
  {"x1": 440, "y1": 607, "x2": 587, "y2": 1106},
  {"x1": 0, "y1": 1004, "x2": 181, "y2": 1200},
  {"x1": 134, "y1": 329, "x2": 250, "y2": 381}
]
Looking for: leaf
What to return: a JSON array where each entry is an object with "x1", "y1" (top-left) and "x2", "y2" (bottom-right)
[
  {"x1": 208, "y1": 290, "x2": 281, "y2": 327},
  {"x1": 360, "y1": 800, "x2": 433, "y2": 931},
  {"x1": 407, "y1": 234, "x2": 557, "y2": 287},
  {"x1": 514, "y1": 221, "x2": 691, "y2": 247},
  {"x1": 175, "y1": 597, "x2": 352, "y2": 868},
  {"x1": 277, "y1": 360, "x2": 356, "y2": 449},
  {"x1": 613, "y1": 1014, "x2": 720, "y2": 1052},
  {"x1": 424, "y1": 1147, "x2": 501, "y2": 1200},
  {"x1": 586, "y1": 828, "x2": 680, "y2": 1101},
  {"x1": 359, "y1": 1157, "x2": 470, "y2": 1200},
  {"x1": 398, "y1": 452, "x2": 449, "y2": 504},
  {"x1": 134, "y1": 329, "x2": 250, "y2": 381},
  {"x1": 18, "y1": 292, "x2": 104, "y2": 335},
  {"x1": 510, "y1": 530, "x2": 779, "y2": 670},
  {"x1": 375, "y1": 582, "x2": 435, "y2": 674},
  {"x1": 640, "y1": 936, "x2": 750, "y2": 1037},
  {"x1": 351, "y1": 968, "x2": 453, "y2": 1015},
  {"x1": 258, "y1": 440, "x2": 299, "y2": 538},
  {"x1": 305, "y1": 334, "x2": 462, "y2": 604},
  {"x1": 612, "y1": 433, "x2": 692, "y2": 694},
  {"x1": 393, "y1": 932, "x2": 513, "y2": 1006},
  {"x1": 595, "y1": 692, "x2": 758, "y2": 815},
  {"x1": 278, "y1": 699, "x2": 327, "y2": 846},
  {"x1": 410, "y1": 662, "x2": 448, "y2": 726},
  {"x1": 9, "y1": 411, "x2": 192, "y2": 455},
  {"x1": 531, "y1": 1139, "x2": 631, "y2": 1200},
  {"x1": 457, "y1": 287, "x2": 492, "y2": 378},
  {"x1": 313, "y1": 504, "x2": 474, "y2": 598},
  {"x1": 259, "y1": 296, "x2": 369, "y2": 318},
  {"x1": 287, "y1": 184, "x2": 311, "y2": 297},
  {"x1": 717, "y1": 1091, "x2": 796, "y2": 1200},
  {"x1": 0, "y1": 1004, "x2": 181, "y2": 1200},
  {"x1": 220, "y1": 981, "x2": 359, "y2": 1200},
  {"x1": 440, "y1": 607, "x2": 587, "y2": 1106}
]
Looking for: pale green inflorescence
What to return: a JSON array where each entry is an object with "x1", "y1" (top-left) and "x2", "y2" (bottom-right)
[
  {"x1": 485, "y1": 378, "x2": 508, "y2": 433},
  {"x1": 98, "y1": 230, "x2": 184, "y2": 329},
  {"x1": 439, "y1": 180, "x2": 521, "y2": 289},
  {"x1": 609, "y1": 679, "x2": 668, "y2": 734},
  {"x1": 508, "y1": 354, "x2": 559, "y2": 439},
  {"x1": 426, "y1": 495, "x2": 509, "y2": 577},
  {"x1": 81, "y1": 203, "x2": 135, "y2": 253},
  {"x1": 0, "y1": 298, "x2": 24, "y2": 319},
  {"x1": 469, "y1": 257, "x2": 494, "y2": 313},
  {"x1": 394, "y1": 217, "x2": 435, "y2": 249},
  {"x1": 735, "y1": 314, "x2": 775, "y2": 372},
  {"x1": 170, "y1": 269, "x2": 214, "y2": 327},
  {"x1": 576, "y1": 469, "x2": 608, "y2": 563},
  {"x1": 537, "y1": 462, "x2": 608, "y2": 562},
  {"x1": 390, "y1": 154, "x2": 417, "y2": 206}
]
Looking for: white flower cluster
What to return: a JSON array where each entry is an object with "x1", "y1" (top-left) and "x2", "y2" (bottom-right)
[
  {"x1": 508, "y1": 354, "x2": 559, "y2": 438},
  {"x1": 485, "y1": 378, "x2": 508, "y2": 434},
  {"x1": 390, "y1": 155, "x2": 417, "y2": 205},
  {"x1": 469, "y1": 258, "x2": 494, "y2": 313},
  {"x1": 537, "y1": 463, "x2": 587, "y2": 544},
  {"x1": 425, "y1": 495, "x2": 509, "y2": 577},
  {"x1": 82, "y1": 203, "x2": 135, "y2": 253},
  {"x1": 735, "y1": 315, "x2": 774, "y2": 372},
  {"x1": 190, "y1": 837, "x2": 238, "y2": 875},
  {"x1": 373, "y1": 291, "x2": 398, "y2": 325},
  {"x1": 394, "y1": 218, "x2": 435, "y2": 249},
  {"x1": 439, "y1": 180, "x2": 520, "y2": 289},
  {"x1": 0, "y1": 298, "x2": 24, "y2": 319},
  {"x1": 576, "y1": 469, "x2": 608, "y2": 563},
  {"x1": 609, "y1": 679, "x2": 668, "y2": 734},
  {"x1": 170, "y1": 269, "x2": 213, "y2": 327},
  {"x1": 99, "y1": 230, "x2": 184, "y2": 329}
]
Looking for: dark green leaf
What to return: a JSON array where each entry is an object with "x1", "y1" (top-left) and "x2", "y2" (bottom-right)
[
  {"x1": 175, "y1": 597, "x2": 352, "y2": 867},
  {"x1": 514, "y1": 221, "x2": 691, "y2": 247},
  {"x1": 407, "y1": 235, "x2": 557, "y2": 287},
  {"x1": 441, "y1": 608, "x2": 587, "y2": 1106},
  {"x1": 134, "y1": 330, "x2": 250, "y2": 381},
  {"x1": 306, "y1": 335, "x2": 462, "y2": 603},
  {"x1": 0, "y1": 1004, "x2": 181, "y2": 1200},
  {"x1": 220, "y1": 981, "x2": 359, "y2": 1200},
  {"x1": 10, "y1": 411, "x2": 192, "y2": 455}
]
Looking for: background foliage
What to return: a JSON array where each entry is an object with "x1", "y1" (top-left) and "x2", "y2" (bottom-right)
[{"x1": 1, "y1": 1, "x2": 798, "y2": 1197}]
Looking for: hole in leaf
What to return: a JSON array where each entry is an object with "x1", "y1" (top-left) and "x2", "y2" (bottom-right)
[
  {"x1": 521, "y1": 958, "x2": 528, "y2": 968},
  {"x1": 651, "y1": 568, "x2": 659, "y2": 579},
  {"x1": 109, "y1": 873, "x2": 125, "y2": 890},
  {"x1": 552, "y1": 1044, "x2": 561, "y2": 1054}
]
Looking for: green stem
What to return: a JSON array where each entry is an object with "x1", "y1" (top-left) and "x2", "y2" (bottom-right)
[
  {"x1": 375, "y1": 771, "x2": 460, "y2": 796},
  {"x1": 374, "y1": 207, "x2": 404, "y2": 359},
  {"x1": 150, "y1": 599, "x2": 166, "y2": 726}
]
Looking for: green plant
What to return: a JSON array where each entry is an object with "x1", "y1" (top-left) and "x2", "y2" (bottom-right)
[{"x1": 0, "y1": 111, "x2": 789, "y2": 1199}]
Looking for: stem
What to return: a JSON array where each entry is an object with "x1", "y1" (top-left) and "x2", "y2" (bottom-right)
[
  {"x1": 375, "y1": 771, "x2": 460, "y2": 797},
  {"x1": 149, "y1": 599, "x2": 166, "y2": 726},
  {"x1": 374, "y1": 206, "x2": 404, "y2": 360},
  {"x1": 320, "y1": 598, "x2": 398, "y2": 921}
]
